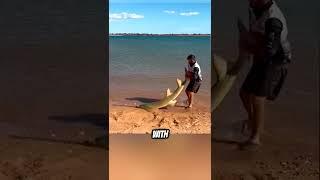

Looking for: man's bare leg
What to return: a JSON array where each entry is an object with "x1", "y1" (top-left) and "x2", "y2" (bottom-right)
[
  {"x1": 188, "y1": 92, "x2": 194, "y2": 108},
  {"x1": 240, "y1": 90, "x2": 254, "y2": 133},
  {"x1": 249, "y1": 95, "x2": 266, "y2": 145},
  {"x1": 185, "y1": 89, "x2": 189, "y2": 98},
  {"x1": 185, "y1": 90, "x2": 190, "y2": 105}
]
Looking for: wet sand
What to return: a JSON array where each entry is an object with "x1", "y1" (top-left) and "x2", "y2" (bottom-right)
[{"x1": 109, "y1": 135, "x2": 211, "y2": 180}]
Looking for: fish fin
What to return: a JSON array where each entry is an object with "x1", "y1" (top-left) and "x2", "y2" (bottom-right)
[
  {"x1": 166, "y1": 88, "x2": 172, "y2": 97},
  {"x1": 176, "y1": 78, "x2": 182, "y2": 87}
]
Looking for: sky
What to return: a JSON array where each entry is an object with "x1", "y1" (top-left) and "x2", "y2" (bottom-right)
[{"x1": 109, "y1": 1, "x2": 211, "y2": 34}]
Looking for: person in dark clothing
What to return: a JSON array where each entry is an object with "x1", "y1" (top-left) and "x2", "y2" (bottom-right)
[
  {"x1": 239, "y1": 0, "x2": 291, "y2": 149},
  {"x1": 185, "y1": 54, "x2": 203, "y2": 108}
]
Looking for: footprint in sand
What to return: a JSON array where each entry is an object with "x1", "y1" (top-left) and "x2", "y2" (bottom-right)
[
  {"x1": 157, "y1": 118, "x2": 166, "y2": 127},
  {"x1": 173, "y1": 119, "x2": 179, "y2": 126}
]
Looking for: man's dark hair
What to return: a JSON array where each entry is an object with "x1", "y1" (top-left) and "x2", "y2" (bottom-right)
[{"x1": 187, "y1": 54, "x2": 196, "y2": 60}]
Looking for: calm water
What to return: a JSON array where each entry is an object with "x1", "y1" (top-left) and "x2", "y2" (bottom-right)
[{"x1": 109, "y1": 36, "x2": 211, "y2": 103}]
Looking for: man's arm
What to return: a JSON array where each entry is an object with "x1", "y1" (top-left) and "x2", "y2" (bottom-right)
[
  {"x1": 264, "y1": 17, "x2": 283, "y2": 63},
  {"x1": 185, "y1": 67, "x2": 189, "y2": 79},
  {"x1": 238, "y1": 18, "x2": 264, "y2": 55},
  {"x1": 192, "y1": 67, "x2": 200, "y2": 81}
]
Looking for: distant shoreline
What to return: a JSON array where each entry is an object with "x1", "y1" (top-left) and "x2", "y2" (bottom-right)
[{"x1": 109, "y1": 33, "x2": 210, "y2": 37}]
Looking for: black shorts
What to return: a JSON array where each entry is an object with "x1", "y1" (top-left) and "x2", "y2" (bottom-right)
[
  {"x1": 186, "y1": 80, "x2": 201, "y2": 93},
  {"x1": 241, "y1": 61, "x2": 287, "y2": 99}
]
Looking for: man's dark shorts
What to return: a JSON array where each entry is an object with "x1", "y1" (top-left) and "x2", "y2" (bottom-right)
[
  {"x1": 186, "y1": 80, "x2": 201, "y2": 93},
  {"x1": 241, "y1": 60, "x2": 287, "y2": 99}
]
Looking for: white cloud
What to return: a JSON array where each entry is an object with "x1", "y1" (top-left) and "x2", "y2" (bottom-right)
[
  {"x1": 163, "y1": 10, "x2": 175, "y2": 14},
  {"x1": 179, "y1": 11, "x2": 200, "y2": 16},
  {"x1": 109, "y1": 12, "x2": 144, "y2": 22}
]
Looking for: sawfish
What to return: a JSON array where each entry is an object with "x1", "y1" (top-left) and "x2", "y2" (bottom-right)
[
  {"x1": 139, "y1": 78, "x2": 186, "y2": 111},
  {"x1": 212, "y1": 19, "x2": 251, "y2": 112}
]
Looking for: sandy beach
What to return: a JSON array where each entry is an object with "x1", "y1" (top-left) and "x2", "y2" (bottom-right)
[
  {"x1": 0, "y1": 137, "x2": 106, "y2": 180},
  {"x1": 109, "y1": 82, "x2": 211, "y2": 134},
  {"x1": 109, "y1": 104, "x2": 210, "y2": 134}
]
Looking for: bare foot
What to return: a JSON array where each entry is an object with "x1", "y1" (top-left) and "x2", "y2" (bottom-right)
[{"x1": 238, "y1": 139, "x2": 260, "y2": 151}]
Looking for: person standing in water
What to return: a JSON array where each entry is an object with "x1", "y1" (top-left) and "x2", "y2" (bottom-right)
[
  {"x1": 185, "y1": 54, "x2": 203, "y2": 108},
  {"x1": 239, "y1": 0, "x2": 291, "y2": 149}
]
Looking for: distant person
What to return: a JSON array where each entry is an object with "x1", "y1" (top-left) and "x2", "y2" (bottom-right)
[
  {"x1": 185, "y1": 54, "x2": 203, "y2": 108},
  {"x1": 239, "y1": 0, "x2": 292, "y2": 148}
]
